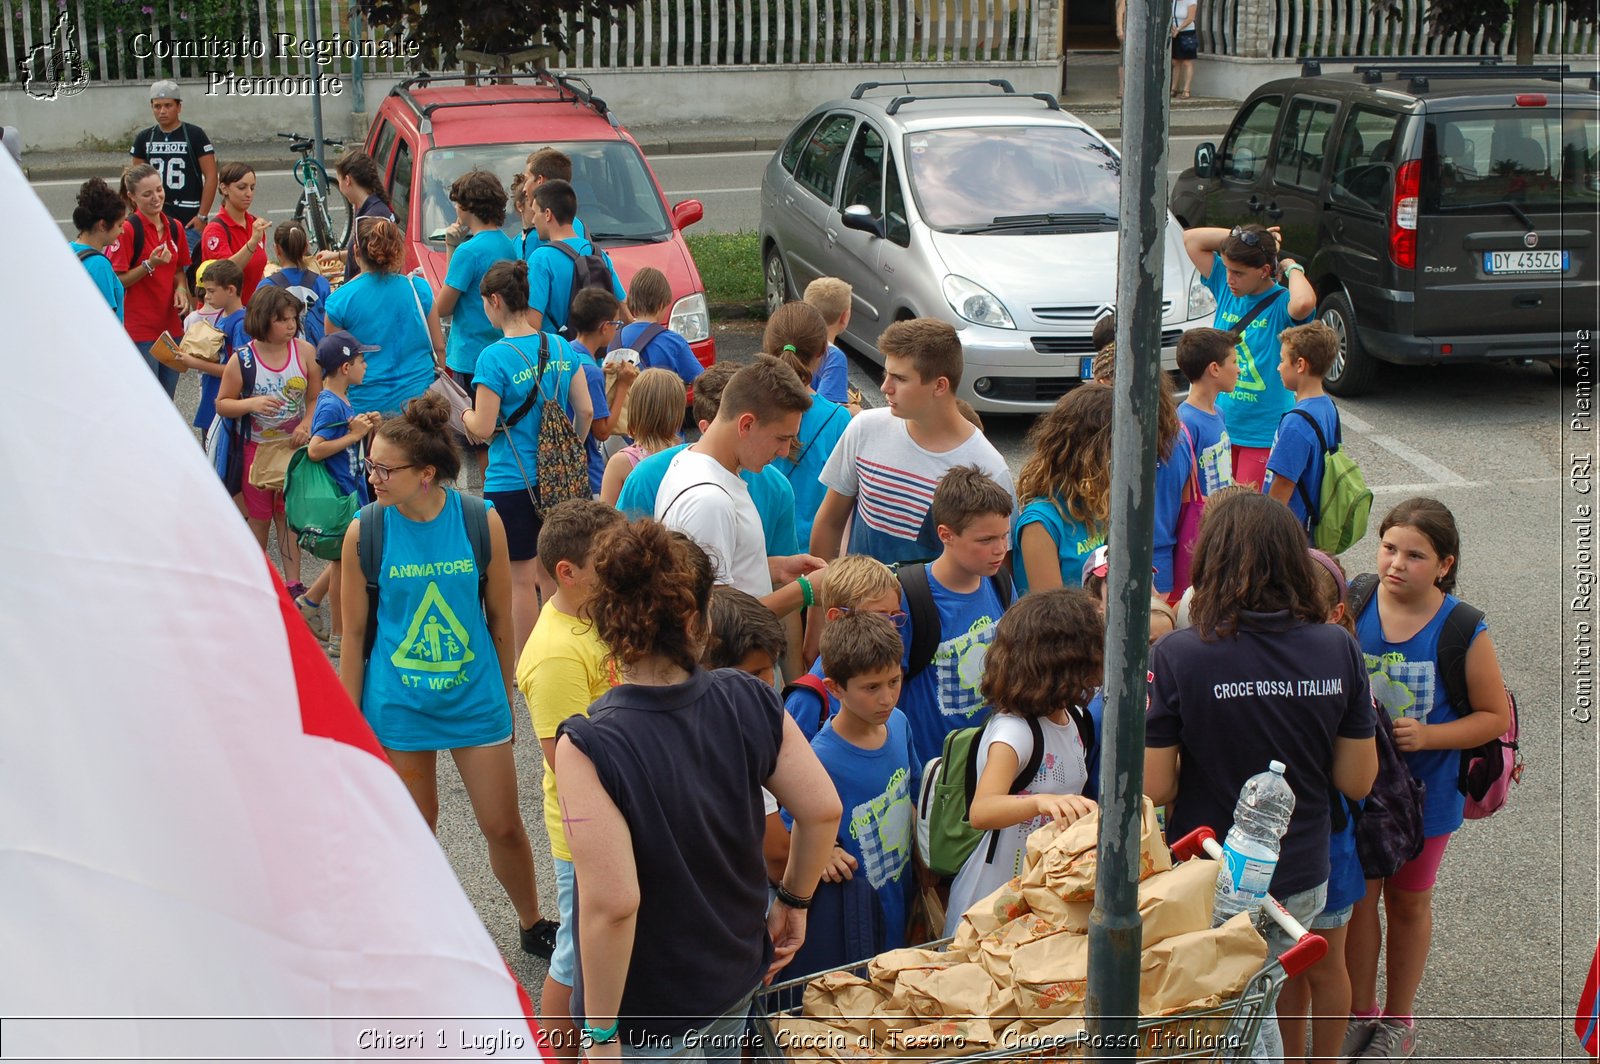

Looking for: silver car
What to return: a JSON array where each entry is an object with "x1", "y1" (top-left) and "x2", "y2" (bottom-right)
[{"x1": 759, "y1": 81, "x2": 1218, "y2": 413}]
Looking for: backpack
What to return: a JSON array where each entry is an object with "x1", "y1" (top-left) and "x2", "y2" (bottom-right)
[
  {"x1": 898, "y1": 559, "x2": 1015, "y2": 681},
  {"x1": 356, "y1": 493, "x2": 491, "y2": 664},
  {"x1": 207, "y1": 342, "x2": 258, "y2": 496},
  {"x1": 547, "y1": 240, "x2": 616, "y2": 336},
  {"x1": 261, "y1": 269, "x2": 331, "y2": 346},
  {"x1": 75, "y1": 246, "x2": 104, "y2": 263},
  {"x1": 781, "y1": 673, "x2": 833, "y2": 733},
  {"x1": 284, "y1": 446, "x2": 361, "y2": 561},
  {"x1": 1350, "y1": 573, "x2": 1523, "y2": 819},
  {"x1": 915, "y1": 707, "x2": 1094, "y2": 878},
  {"x1": 507, "y1": 335, "x2": 590, "y2": 514},
  {"x1": 125, "y1": 212, "x2": 184, "y2": 266},
  {"x1": 1346, "y1": 696, "x2": 1427, "y2": 880},
  {"x1": 1285, "y1": 407, "x2": 1373, "y2": 555}
]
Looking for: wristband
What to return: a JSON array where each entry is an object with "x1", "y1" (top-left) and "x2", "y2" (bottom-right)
[
  {"x1": 775, "y1": 884, "x2": 813, "y2": 910},
  {"x1": 1281, "y1": 263, "x2": 1305, "y2": 276},
  {"x1": 580, "y1": 1020, "x2": 620, "y2": 1048},
  {"x1": 797, "y1": 572, "x2": 815, "y2": 609}
]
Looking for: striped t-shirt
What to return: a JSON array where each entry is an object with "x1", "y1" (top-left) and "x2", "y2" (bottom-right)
[{"x1": 819, "y1": 408, "x2": 1015, "y2": 564}]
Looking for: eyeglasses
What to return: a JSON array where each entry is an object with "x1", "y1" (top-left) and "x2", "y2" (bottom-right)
[
  {"x1": 1229, "y1": 226, "x2": 1265, "y2": 248},
  {"x1": 361, "y1": 459, "x2": 415, "y2": 483},
  {"x1": 841, "y1": 606, "x2": 910, "y2": 625},
  {"x1": 608, "y1": 320, "x2": 627, "y2": 329}
]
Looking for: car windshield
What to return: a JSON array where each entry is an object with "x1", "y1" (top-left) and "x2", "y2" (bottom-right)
[
  {"x1": 419, "y1": 141, "x2": 672, "y2": 244},
  {"x1": 1423, "y1": 109, "x2": 1599, "y2": 213},
  {"x1": 902, "y1": 125, "x2": 1122, "y2": 231}
]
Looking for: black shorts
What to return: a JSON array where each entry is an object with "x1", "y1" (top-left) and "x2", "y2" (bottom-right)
[
  {"x1": 484, "y1": 488, "x2": 543, "y2": 562},
  {"x1": 1171, "y1": 29, "x2": 1198, "y2": 59}
]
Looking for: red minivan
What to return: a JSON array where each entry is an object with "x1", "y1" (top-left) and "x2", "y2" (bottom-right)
[{"x1": 364, "y1": 71, "x2": 715, "y2": 366}]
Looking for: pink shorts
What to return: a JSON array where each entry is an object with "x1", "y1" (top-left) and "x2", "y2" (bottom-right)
[
  {"x1": 1232, "y1": 445, "x2": 1270, "y2": 491},
  {"x1": 242, "y1": 440, "x2": 286, "y2": 521},
  {"x1": 1386, "y1": 833, "x2": 1451, "y2": 892}
]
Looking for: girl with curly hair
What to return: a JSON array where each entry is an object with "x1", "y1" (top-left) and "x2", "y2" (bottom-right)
[
  {"x1": 1013, "y1": 383, "x2": 1114, "y2": 594},
  {"x1": 942, "y1": 588, "x2": 1103, "y2": 934}
]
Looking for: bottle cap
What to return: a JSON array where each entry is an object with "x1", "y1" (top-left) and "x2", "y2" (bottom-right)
[{"x1": 1269, "y1": 760, "x2": 1286, "y2": 774}]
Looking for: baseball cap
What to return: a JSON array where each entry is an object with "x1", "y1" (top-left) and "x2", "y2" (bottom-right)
[
  {"x1": 316, "y1": 331, "x2": 377, "y2": 373},
  {"x1": 150, "y1": 79, "x2": 181, "y2": 101}
]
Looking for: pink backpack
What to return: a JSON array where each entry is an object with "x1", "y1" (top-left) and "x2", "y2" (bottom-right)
[{"x1": 1436, "y1": 596, "x2": 1523, "y2": 819}]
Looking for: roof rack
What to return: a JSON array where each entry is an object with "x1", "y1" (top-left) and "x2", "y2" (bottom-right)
[
  {"x1": 884, "y1": 91, "x2": 1059, "y2": 115},
  {"x1": 1300, "y1": 54, "x2": 1503, "y2": 77},
  {"x1": 1353, "y1": 62, "x2": 1574, "y2": 92},
  {"x1": 852, "y1": 78, "x2": 1016, "y2": 99},
  {"x1": 392, "y1": 70, "x2": 612, "y2": 135}
]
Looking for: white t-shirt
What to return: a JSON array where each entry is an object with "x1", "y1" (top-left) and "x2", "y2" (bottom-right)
[
  {"x1": 942, "y1": 712, "x2": 1089, "y2": 936},
  {"x1": 1172, "y1": 0, "x2": 1196, "y2": 28},
  {"x1": 656, "y1": 448, "x2": 772, "y2": 599},
  {"x1": 819, "y1": 408, "x2": 1016, "y2": 564}
]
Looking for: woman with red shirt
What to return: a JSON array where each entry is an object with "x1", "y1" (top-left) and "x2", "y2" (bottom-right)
[
  {"x1": 201, "y1": 162, "x2": 269, "y2": 302},
  {"x1": 108, "y1": 162, "x2": 192, "y2": 398}
]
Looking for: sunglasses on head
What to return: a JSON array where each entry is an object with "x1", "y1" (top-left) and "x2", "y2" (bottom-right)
[{"x1": 1229, "y1": 226, "x2": 1265, "y2": 248}]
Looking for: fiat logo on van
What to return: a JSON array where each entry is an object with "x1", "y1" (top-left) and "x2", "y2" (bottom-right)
[{"x1": 1524, "y1": 232, "x2": 1539, "y2": 248}]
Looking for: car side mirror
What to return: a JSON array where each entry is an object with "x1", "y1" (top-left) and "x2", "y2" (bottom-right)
[
  {"x1": 1193, "y1": 142, "x2": 1216, "y2": 179},
  {"x1": 841, "y1": 203, "x2": 884, "y2": 239},
  {"x1": 672, "y1": 199, "x2": 704, "y2": 230}
]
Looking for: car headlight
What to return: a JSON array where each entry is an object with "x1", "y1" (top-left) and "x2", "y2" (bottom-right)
[
  {"x1": 670, "y1": 292, "x2": 711, "y2": 344},
  {"x1": 1188, "y1": 271, "x2": 1216, "y2": 320},
  {"x1": 942, "y1": 275, "x2": 1016, "y2": 330}
]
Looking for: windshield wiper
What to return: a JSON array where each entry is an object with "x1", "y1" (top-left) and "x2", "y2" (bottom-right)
[
  {"x1": 1435, "y1": 200, "x2": 1536, "y2": 230},
  {"x1": 953, "y1": 212, "x2": 1119, "y2": 233},
  {"x1": 588, "y1": 230, "x2": 671, "y2": 243}
]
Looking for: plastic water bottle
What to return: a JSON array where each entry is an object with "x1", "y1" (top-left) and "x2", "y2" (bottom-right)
[{"x1": 1212, "y1": 760, "x2": 1297, "y2": 926}]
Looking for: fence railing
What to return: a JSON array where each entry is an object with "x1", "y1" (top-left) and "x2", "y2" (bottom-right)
[
  {"x1": 1200, "y1": 0, "x2": 1598, "y2": 59},
  {"x1": 1, "y1": 0, "x2": 1057, "y2": 86}
]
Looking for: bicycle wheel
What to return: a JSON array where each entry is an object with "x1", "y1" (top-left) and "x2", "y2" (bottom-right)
[
  {"x1": 326, "y1": 188, "x2": 353, "y2": 252},
  {"x1": 305, "y1": 190, "x2": 335, "y2": 254}
]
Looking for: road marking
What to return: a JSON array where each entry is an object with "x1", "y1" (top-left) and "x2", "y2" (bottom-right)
[
  {"x1": 653, "y1": 149, "x2": 771, "y2": 161},
  {"x1": 32, "y1": 168, "x2": 297, "y2": 189},
  {"x1": 1340, "y1": 409, "x2": 1468, "y2": 485},
  {"x1": 1367, "y1": 475, "x2": 1558, "y2": 494},
  {"x1": 665, "y1": 186, "x2": 762, "y2": 196}
]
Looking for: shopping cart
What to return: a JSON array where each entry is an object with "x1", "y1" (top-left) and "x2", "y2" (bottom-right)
[{"x1": 752, "y1": 826, "x2": 1326, "y2": 1063}]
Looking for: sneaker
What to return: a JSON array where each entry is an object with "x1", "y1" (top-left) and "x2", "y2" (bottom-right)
[
  {"x1": 295, "y1": 594, "x2": 329, "y2": 641},
  {"x1": 519, "y1": 918, "x2": 559, "y2": 960},
  {"x1": 1359, "y1": 1018, "x2": 1417, "y2": 1060},
  {"x1": 1340, "y1": 1017, "x2": 1379, "y2": 1060},
  {"x1": 326, "y1": 635, "x2": 341, "y2": 659}
]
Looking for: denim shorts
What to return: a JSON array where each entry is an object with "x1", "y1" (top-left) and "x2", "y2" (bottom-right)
[
  {"x1": 1310, "y1": 902, "x2": 1353, "y2": 931},
  {"x1": 620, "y1": 990, "x2": 755, "y2": 1063},
  {"x1": 550, "y1": 856, "x2": 577, "y2": 987}
]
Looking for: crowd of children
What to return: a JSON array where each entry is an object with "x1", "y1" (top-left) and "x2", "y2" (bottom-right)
[{"x1": 80, "y1": 136, "x2": 1509, "y2": 1063}]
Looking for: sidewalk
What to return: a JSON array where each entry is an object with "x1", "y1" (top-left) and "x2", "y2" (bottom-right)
[{"x1": 21, "y1": 53, "x2": 1237, "y2": 180}]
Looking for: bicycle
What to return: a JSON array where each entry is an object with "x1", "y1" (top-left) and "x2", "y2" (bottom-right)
[{"x1": 278, "y1": 132, "x2": 353, "y2": 255}]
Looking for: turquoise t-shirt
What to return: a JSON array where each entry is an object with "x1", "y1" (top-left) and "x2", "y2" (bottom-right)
[
  {"x1": 1013, "y1": 496, "x2": 1106, "y2": 595},
  {"x1": 780, "y1": 395, "x2": 851, "y2": 552},
  {"x1": 360, "y1": 490, "x2": 512, "y2": 751},
  {"x1": 473, "y1": 332, "x2": 581, "y2": 494},
  {"x1": 618, "y1": 443, "x2": 799, "y2": 557},
  {"x1": 443, "y1": 229, "x2": 518, "y2": 374},
  {"x1": 1204, "y1": 254, "x2": 1310, "y2": 448},
  {"x1": 325, "y1": 271, "x2": 437, "y2": 416},
  {"x1": 74, "y1": 242, "x2": 124, "y2": 322},
  {"x1": 527, "y1": 235, "x2": 626, "y2": 335}
]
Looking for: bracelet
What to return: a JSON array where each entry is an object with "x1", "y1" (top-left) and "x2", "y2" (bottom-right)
[
  {"x1": 580, "y1": 1020, "x2": 621, "y2": 1048},
  {"x1": 775, "y1": 884, "x2": 813, "y2": 910},
  {"x1": 141, "y1": 259, "x2": 154, "y2": 274},
  {"x1": 797, "y1": 572, "x2": 815, "y2": 609},
  {"x1": 1282, "y1": 263, "x2": 1305, "y2": 276}
]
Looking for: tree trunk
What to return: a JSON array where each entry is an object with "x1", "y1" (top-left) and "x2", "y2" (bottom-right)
[{"x1": 1514, "y1": 0, "x2": 1535, "y2": 64}]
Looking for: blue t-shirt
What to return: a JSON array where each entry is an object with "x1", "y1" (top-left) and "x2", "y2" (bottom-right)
[
  {"x1": 781, "y1": 395, "x2": 851, "y2": 552},
  {"x1": 474, "y1": 333, "x2": 582, "y2": 494},
  {"x1": 520, "y1": 215, "x2": 589, "y2": 258},
  {"x1": 1356, "y1": 591, "x2": 1487, "y2": 837},
  {"x1": 309, "y1": 389, "x2": 371, "y2": 504},
  {"x1": 1012, "y1": 496, "x2": 1106, "y2": 596},
  {"x1": 263, "y1": 267, "x2": 333, "y2": 346},
  {"x1": 808, "y1": 709, "x2": 919, "y2": 951},
  {"x1": 811, "y1": 344, "x2": 849, "y2": 404},
  {"x1": 443, "y1": 229, "x2": 518, "y2": 374},
  {"x1": 193, "y1": 308, "x2": 248, "y2": 430},
  {"x1": 1083, "y1": 689, "x2": 1105, "y2": 803},
  {"x1": 1152, "y1": 425, "x2": 1196, "y2": 596},
  {"x1": 1204, "y1": 254, "x2": 1310, "y2": 448},
  {"x1": 527, "y1": 236, "x2": 626, "y2": 336},
  {"x1": 618, "y1": 443, "x2": 799, "y2": 557},
  {"x1": 325, "y1": 271, "x2": 437, "y2": 416},
  {"x1": 785, "y1": 660, "x2": 841, "y2": 741},
  {"x1": 360, "y1": 490, "x2": 512, "y2": 750},
  {"x1": 617, "y1": 321, "x2": 704, "y2": 386},
  {"x1": 1178, "y1": 402, "x2": 1233, "y2": 496},
  {"x1": 570, "y1": 340, "x2": 611, "y2": 495},
  {"x1": 1326, "y1": 796, "x2": 1365, "y2": 912},
  {"x1": 1265, "y1": 395, "x2": 1340, "y2": 530},
  {"x1": 74, "y1": 242, "x2": 124, "y2": 322},
  {"x1": 898, "y1": 565, "x2": 1009, "y2": 771}
]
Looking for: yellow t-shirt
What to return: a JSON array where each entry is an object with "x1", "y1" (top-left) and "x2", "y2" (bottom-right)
[{"x1": 516, "y1": 603, "x2": 616, "y2": 862}]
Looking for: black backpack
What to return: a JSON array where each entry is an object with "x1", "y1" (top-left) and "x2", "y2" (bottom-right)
[
  {"x1": 76, "y1": 246, "x2": 104, "y2": 263},
  {"x1": 356, "y1": 493, "x2": 491, "y2": 663},
  {"x1": 125, "y1": 212, "x2": 184, "y2": 265},
  {"x1": 898, "y1": 559, "x2": 1015, "y2": 681},
  {"x1": 548, "y1": 240, "x2": 616, "y2": 335}
]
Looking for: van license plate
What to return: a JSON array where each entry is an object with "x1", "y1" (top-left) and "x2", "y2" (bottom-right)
[
  {"x1": 1079, "y1": 356, "x2": 1095, "y2": 379},
  {"x1": 1484, "y1": 250, "x2": 1568, "y2": 275}
]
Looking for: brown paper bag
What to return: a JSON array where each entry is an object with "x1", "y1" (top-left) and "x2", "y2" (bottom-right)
[
  {"x1": 772, "y1": 1017, "x2": 877, "y2": 1062},
  {"x1": 1010, "y1": 930, "x2": 1091, "y2": 1018},
  {"x1": 1009, "y1": 1015, "x2": 1088, "y2": 1054},
  {"x1": 974, "y1": 914, "x2": 1067, "y2": 985},
  {"x1": 178, "y1": 318, "x2": 226, "y2": 362},
  {"x1": 957, "y1": 876, "x2": 1031, "y2": 937},
  {"x1": 882, "y1": 1018, "x2": 999, "y2": 1058},
  {"x1": 1022, "y1": 797, "x2": 1172, "y2": 903},
  {"x1": 801, "y1": 971, "x2": 890, "y2": 1036},
  {"x1": 865, "y1": 1010, "x2": 923, "y2": 1047},
  {"x1": 889, "y1": 963, "x2": 1015, "y2": 1022},
  {"x1": 247, "y1": 438, "x2": 296, "y2": 491},
  {"x1": 866, "y1": 947, "x2": 961, "y2": 984},
  {"x1": 1139, "y1": 911, "x2": 1267, "y2": 1015},
  {"x1": 1136, "y1": 857, "x2": 1219, "y2": 948}
]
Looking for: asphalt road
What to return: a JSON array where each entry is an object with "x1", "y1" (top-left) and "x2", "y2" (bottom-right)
[{"x1": 33, "y1": 133, "x2": 1217, "y2": 239}]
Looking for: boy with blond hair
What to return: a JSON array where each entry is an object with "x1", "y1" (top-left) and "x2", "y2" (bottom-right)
[
  {"x1": 1265, "y1": 321, "x2": 1343, "y2": 534},
  {"x1": 803, "y1": 276, "x2": 852, "y2": 404},
  {"x1": 785, "y1": 554, "x2": 901, "y2": 740}
]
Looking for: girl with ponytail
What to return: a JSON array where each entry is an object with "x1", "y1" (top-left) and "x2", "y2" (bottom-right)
[{"x1": 323, "y1": 218, "x2": 440, "y2": 415}]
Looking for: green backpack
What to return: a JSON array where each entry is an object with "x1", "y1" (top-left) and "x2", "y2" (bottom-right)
[
  {"x1": 1287, "y1": 408, "x2": 1373, "y2": 555},
  {"x1": 284, "y1": 448, "x2": 361, "y2": 561}
]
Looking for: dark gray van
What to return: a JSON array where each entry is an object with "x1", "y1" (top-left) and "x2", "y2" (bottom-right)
[{"x1": 1170, "y1": 60, "x2": 1599, "y2": 395}]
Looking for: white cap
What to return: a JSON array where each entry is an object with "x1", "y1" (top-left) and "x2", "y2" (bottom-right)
[
  {"x1": 1269, "y1": 760, "x2": 1286, "y2": 774},
  {"x1": 150, "y1": 79, "x2": 181, "y2": 101}
]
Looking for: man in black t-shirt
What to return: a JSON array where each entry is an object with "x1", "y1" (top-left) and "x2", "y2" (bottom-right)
[{"x1": 130, "y1": 80, "x2": 217, "y2": 263}]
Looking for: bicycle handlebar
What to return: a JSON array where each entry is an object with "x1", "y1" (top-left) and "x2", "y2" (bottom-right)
[{"x1": 277, "y1": 132, "x2": 346, "y2": 146}]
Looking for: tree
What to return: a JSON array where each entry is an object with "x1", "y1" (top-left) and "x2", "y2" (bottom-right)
[
  {"x1": 1396, "y1": 0, "x2": 1598, "y2": 64},
  {"x1": 358, "y1": 0, "x2": 643, "y2": 68}
]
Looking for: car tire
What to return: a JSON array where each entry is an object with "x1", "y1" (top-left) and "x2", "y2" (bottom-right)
[
  {"x1": 1320, "y1": 292, "x2": 1379, "y2": 398},
  {"x1": 764, "y1": 244, "x2": 792, "y2": 318}
]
